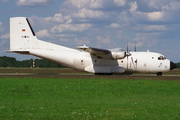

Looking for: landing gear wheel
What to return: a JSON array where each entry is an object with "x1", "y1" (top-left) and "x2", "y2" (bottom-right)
[{"x1": 157, "y1": 72, "x2": 162, "y2": 76}]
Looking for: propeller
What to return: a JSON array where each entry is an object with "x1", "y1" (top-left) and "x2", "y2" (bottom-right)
[
  {"x1": 126, "y1": 40, "x2": 131, "y2": 69},
  {"x1": 126, "y1": 41, "x2": 137, "y2": 70},
  {"x1": 126, "y1": 40, "x2": 131, "y2": 56}
]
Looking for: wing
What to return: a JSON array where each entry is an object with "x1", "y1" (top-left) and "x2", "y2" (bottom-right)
[
  {"x1": 76, "y1": 45, "x2": 126, "y2": 59},
  {"x1": 76, "y1": 45, "x2": 111, "y2": 58},
  {"x1": 77, "y1": 45, "x2": 110, "y2": 54}
]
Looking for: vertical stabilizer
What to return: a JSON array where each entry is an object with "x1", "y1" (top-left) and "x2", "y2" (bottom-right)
[{"x1": 10, "y1": 17, "x2": 38, "y2": 51}]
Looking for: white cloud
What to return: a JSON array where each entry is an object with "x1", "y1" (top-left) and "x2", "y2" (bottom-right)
[
  {"x1": 36, "y1": 29, "x2": 49, "y2": 38},
  {"x1": 127, "y1": 1, "x2": 180, "y2": 23},
  {"x1": 17, "y1": 0, "x2": 53, "y2": 6},
  {"x1": 45, "y1": 14, "x2": 65, "y2": 23},
  {"x1": 51, "y1": 23, "x2": 92, "y2": 33},
  {"x1": 96, "y1": 36, "x2": 111, "y2": 44},
  {"x1": 64, "y1": 0, "x2": 126, "y2": 10},
  {"x1": 129, "y1": 1, "x2": 138, "y2": 13},
  {"x1": 118, "y1": 11, "x2": 131, "y2": 23},
  {"x1": 0, "y1": 34, "x2": 9, "y2": 47},
  {"x1": 74, "y1": 8, "x2": 108, "y2": 19},
  {"x1": 29, "y1": 16, "x2": 56, "y2": 31},
  {"x1": 162, "y1": 1, "x2": 180, "y2": 11},
  {"x1": 147, "y1": 12, "x2": 164, "y2": 21},
  {"x1": 57, "y1": 34, "x2": 76, "y2": 38},
  {"x1": 0, "y1": 22, "x2": 4, "y2": 32},
  {"x1": 59, "y1": 38, "x2": 70, "y2": 42},
  {"x1": 66, "y1": 0, "x2": 104, "y2": 9},
  {"x1": 69, "y1": 0, "x2": 90, "y2": 8},
  {"x1": 74, "y1": 37, "x2": 90, "y2": 45},
  {"x1": 128, "y1": 2, "x2": 164, "y2": 22},
  {"x1": 128, "y1": 41, "x2": 142, "y2": 48},
  {"x1": 130, "y1": 11, "x2": 164, "y2": 22},
  {"x1": 58, "y1": 37, "x2": 90, "y2": 46},
  {"x1": 148, "y1": 0, "x2": 170, "y2": 10},
  {"x1": 134, "y1": 33, "x2": 160, "y2": 47},
  {"x1": 0, "y1": 40, "x2": 6, "y2": 46},
  {"x1": 109, "y1": 23, "x2": 121, "y2": 28},
  {"x1": 114, "y1": 0, "x2": 126, "y2": 7},
  {"x1": 89, "y1": 0, "x2": 104, "y2": 9},
  {"x1": 45, "y1": 14, "x2": 73, "y2": 24},
  {"x1": 138, "y1": 25, "x2": 168, "y2": 31},
  {"x1": 0, "y1": 34, "x2": 9, "y2": 39}
]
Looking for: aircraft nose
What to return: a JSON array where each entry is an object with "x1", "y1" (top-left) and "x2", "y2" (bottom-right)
[{"x1": 170, "y1": 61, "x2": 177, "y2": 70}]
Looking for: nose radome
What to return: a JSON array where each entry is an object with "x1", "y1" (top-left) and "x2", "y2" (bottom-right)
[{"x1": 170, "y1": 61, "x2": 177, "y2": 70}]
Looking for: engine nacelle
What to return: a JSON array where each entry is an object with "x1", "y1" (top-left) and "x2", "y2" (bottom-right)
[{"x1": 111, "y1": 51, "x2": 126, "y2": 59}]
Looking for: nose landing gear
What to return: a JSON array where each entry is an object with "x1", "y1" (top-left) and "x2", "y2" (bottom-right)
[{"x1": 157, "y1": 72, "x2": 162, "y2": 76}]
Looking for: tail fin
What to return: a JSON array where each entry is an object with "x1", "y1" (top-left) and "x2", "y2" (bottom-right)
[
  {"x1": 10, "y1": 17, "x2": 38, "y2": 51},
  {"x1": 8, "y1": 17, "x2": 75, "y2": 53}
]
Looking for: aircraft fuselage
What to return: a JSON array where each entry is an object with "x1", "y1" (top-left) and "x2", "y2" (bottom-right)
[{"x1": 28, "y1": 49, "x2": 174, "y2": 75}]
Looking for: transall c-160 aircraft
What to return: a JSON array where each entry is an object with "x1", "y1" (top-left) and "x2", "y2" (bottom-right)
[{"x1": 7, "y1": 17, "x2": 177, "y2": 76}]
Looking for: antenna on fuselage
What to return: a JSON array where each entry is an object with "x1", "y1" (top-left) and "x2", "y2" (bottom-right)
[{"x1": 134, "y1": 41, "x2": 136, "y2": 52}]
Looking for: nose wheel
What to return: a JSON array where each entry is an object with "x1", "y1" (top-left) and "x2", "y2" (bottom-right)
[{"x1": 157, "y1": 72, "x2": 162, "y2": 76}]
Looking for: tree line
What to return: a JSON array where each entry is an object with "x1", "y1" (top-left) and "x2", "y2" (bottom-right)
[
  {"x1": 0, "y1": 56, "x2": 180, "y2": 68},
  {"x1": 0, "y1": 56, "x2": 65, "y2": 68}
]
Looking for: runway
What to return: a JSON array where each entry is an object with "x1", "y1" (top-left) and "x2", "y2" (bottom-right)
[
  {"x1": 1, "y1": 73, "x2": 180, "y2": 77},
  {"x1": 0, "y1": 68, "x2": 179, "y2": 80}
]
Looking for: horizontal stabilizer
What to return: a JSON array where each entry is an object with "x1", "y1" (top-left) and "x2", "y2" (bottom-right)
[{"x1": 6, "y1": 50, "x2": 30, "y2": 55}]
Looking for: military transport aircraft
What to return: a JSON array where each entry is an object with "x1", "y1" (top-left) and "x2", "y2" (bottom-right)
[{"x1": 7, "y1": 17, "x2": 177, "y2": 75}]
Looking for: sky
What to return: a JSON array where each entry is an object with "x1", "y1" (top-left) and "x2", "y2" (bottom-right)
[{"x1": 0, "y1": 0, "x2": 180, "y2": 62}]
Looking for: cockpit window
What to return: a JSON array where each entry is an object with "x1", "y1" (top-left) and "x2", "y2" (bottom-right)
[{"x1": 158, "y1": 56, "x2": 166, "y2": 60}]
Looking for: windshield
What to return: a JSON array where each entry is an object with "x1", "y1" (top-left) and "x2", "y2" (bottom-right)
[{"x1": 158, "y1": 56, "x2": 166, "y2": 60}]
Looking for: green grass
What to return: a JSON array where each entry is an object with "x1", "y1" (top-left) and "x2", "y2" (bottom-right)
[{"x1": 0, "y1": 77, "x2": 180, "y2": 119}]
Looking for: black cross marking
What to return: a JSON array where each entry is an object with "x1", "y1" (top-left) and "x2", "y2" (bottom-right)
[{"x1": 21, "y1": 35, "x2": 30, "y2": 38}]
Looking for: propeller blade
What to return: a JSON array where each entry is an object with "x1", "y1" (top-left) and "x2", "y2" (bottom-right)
[{"x1": 127, "y1": 40, "x2": 129, "y2": 69}]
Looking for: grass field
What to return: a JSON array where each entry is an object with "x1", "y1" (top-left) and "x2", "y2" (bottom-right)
[
  {"x1": 0, "y1": 68, "x2": 180, "y2": 119},
  {"x1": 0, "y1": 75, "x2": 180, "y2": 119}
]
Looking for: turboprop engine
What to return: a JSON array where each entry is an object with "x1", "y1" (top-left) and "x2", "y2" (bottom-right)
[
  {"x1": 110, "y1": 48, "x2": 126, "y2": 59},
  {"x1": 111, "y1": 51, "x2": 126, "y2": 59}
]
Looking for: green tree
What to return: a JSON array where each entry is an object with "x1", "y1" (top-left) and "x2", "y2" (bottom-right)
[{"x1": 0, "y1": 56, "x2": 65, "y2": 68}]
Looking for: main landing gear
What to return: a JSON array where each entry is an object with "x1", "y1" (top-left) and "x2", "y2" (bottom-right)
[
  {"x1": 157, "y1": 72, "x2": 162, "y2": 76},
  {"x1": 94, "y1": 73, "x2": 113, "y2": 75}
]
